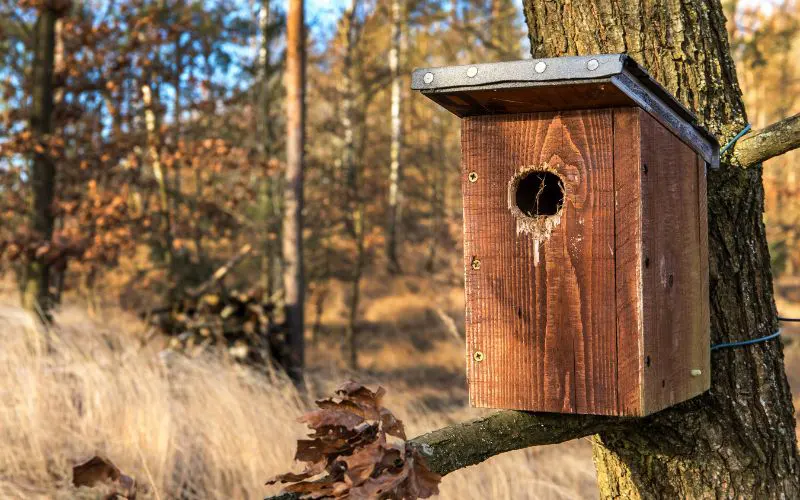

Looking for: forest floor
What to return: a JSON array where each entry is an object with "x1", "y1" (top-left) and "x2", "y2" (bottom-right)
[{"x1": 1, "y1": 274, "x2": 799, "y2": 499}]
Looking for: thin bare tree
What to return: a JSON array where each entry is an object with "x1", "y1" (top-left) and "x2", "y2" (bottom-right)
[
  {"x1": 282, "y1": 0, "x2": 306, "y2": 383},
  {"x1": 386, "y1": 0, "x2": 404, "y2": 274}
]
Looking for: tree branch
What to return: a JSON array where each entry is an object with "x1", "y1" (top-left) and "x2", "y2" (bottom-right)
[
  {"x1": 732, "y1": 113, "x2": 800, "y2": 168},
  {"x1": 408, "y1": 411, "x2": 626, "y2": 476},
  {"x1": 264, "y1": 411, "x2": 628, "y2": 500}
]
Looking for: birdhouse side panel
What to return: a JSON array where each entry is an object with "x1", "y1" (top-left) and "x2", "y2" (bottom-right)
[
  {"x1": 612, "y1": 107, "x2": 646, "y2": 416},
  {"x1": 638, "y1": 111, "x2": 711, "y2": 414},
  {"x1": 462, "y1": 110, "x2": 618, "y2": 415}
]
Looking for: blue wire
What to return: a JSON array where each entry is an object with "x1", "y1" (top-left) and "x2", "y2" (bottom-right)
[
  {"x1": 720, "y1": 123, "x2": 752, "y2": 154},
  {"x1": 711, "y1": 329, "x2": 782, "y2": 351}
]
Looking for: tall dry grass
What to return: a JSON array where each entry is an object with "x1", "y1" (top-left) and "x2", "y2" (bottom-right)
[{"x1": 0, "y1": 301, "x2": 597, "y2": 499}]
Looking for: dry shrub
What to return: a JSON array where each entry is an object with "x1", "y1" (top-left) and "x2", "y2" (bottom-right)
[{"x1": 0, "y1": 303, "x2": 597, "y2": 499}]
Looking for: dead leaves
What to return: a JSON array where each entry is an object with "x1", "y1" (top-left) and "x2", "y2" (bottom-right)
[
  {"x1": 268, "y1": 381, "x2": 441, "y2": 499},
  {"x1": 73, "y1": 455, "x2": 137, "y2": 499}
]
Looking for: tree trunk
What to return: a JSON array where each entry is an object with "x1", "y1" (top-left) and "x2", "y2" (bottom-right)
[
  {"x1": 141, "y1": 81, "x2": 174, "y2": 267},
  {"x1": 283, "y1": 0, "x2": 306, "y2": 384},
  {"x1": 22, "y1": 5, "x2": 58, "y2": 314},
  {"x1": 386, "y1": 0, "x2": 404, "y2": 274},
  {"x1": 521, "y1": 0, "x2": 799, "y2": 496},
  {"x1": 256, "y1": 0, "x2": 282, "y2": 296},
  {"x1": 341, "y1": 0, "x2": 362, "y2": 370},
  {"x1": 171, "y1": 32, "x2": 183, "y2": 218}
]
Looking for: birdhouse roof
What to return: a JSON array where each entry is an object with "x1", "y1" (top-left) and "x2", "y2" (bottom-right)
[{"x1": 411, "y1": 54, "x2": 719, "y2": 168}]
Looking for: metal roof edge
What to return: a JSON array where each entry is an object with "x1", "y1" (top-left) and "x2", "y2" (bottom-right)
[
  {"x1": 411, "y1": 54, "x2": 626, "y2": 90},
  {"x1": 411, "y1": 54, "x2": 720, "y2": 168}
]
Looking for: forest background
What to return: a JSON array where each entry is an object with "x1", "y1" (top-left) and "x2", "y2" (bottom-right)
[{"x1": 1, "y1": 0, "x2": 799, "y2": 498}]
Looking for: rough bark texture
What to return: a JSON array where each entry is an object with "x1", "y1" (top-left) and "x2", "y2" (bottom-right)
[
  {"x1": 282, "y1": 0, "x2": 306, "y2": 384},
  {"x1": 521, "y1": 0, "x2": 799, "y2": 497},
  {"x1": 22, "y1": 6, "x2": 58, "y2": 314}
]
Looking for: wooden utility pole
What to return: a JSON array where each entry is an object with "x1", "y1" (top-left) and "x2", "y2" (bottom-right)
[
  {"x1": 22, "y1": 3, "x2": 59, "y2": 314},
  {"x1": 283, "y1": 0, "x2": 306, "y2": 384}
]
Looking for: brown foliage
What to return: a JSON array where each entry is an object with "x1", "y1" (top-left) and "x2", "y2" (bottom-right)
[
  {"x1": 73, "y1": 455, "x2": 137, "y2": 499},
  {"x1": 268, "y1": 381, "x2": 441, "y2": 499}
]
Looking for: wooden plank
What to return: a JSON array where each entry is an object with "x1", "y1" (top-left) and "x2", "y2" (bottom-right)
[
  {"x1": 639, "y1": 112, "x2": 709, "y2": 414},
  {"x1": 613, "y1": 108, "x2": 645, "y2": 416},
  {"x1": 462, "y1": 110, "x2": 617, "y2": 414}
]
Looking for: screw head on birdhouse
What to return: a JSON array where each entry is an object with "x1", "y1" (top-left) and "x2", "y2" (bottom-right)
[{"x1": 412, "y1": 54, "x2": 717, "y2": 417}]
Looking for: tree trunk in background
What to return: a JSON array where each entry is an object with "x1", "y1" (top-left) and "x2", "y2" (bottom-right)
[
  {"x1": 142, "y1": 82, "x2": 174, "y2": 268},
  {"x1": 283, "y1": 0, "x2": 305, "y2": 384},
  {"x1": 521, "y1": 0, "x2": 799, "y2": 496},
  {"x1": 172, "y1": 31, "x2": 183, "y2": 218},
  {"x1": 257, "y1": 0, "x2": 278, "y2": 295},
  {"x1": 386, "y1": 0, "x2": 404, "y2": 274},
  {"x1": 22, "y1": 5, "x2": 58, "y2": 314},
  {"x1": 342, "y1": 0, "x2": 362, "y2": 370}
]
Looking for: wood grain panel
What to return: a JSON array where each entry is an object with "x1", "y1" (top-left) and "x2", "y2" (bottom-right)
[
  {"x1": 612, "y1": 108, "x2": 645, "y2": 415},
  {"x1": 462, "y1": 110, "x2": 617, "y2": 414},
  {"x1": 639, "y1": 112, "x2": 710, "y2": 414}
]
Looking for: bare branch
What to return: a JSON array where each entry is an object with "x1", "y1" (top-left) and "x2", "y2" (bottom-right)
[
  {"x1": 408, "y1": 410, "x2": 625, "y2": 476},
  {"x1": 264, "y1": 411, "x2": 628, "y2": 500},
  {"x1": 187, "y1": 244, "x2": 253, "y2": 297},
  {"x1": 732, "y1": 113, "x2": 800, "y2": 168}
]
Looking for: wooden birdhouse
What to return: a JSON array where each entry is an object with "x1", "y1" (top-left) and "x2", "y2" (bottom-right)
[{"x1": 412, "y1": 54, "x2": 718, "y2": 416}]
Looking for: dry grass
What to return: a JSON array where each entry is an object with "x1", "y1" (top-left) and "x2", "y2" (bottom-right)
[
  {"x1": 7, "y1": 274, "x2": 798, "y2": 499},
  {"x1": 0, "y1": 288, "x2": 597, "y2": 499}
]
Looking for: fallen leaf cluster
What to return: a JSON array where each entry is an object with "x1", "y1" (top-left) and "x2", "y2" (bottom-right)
[
  {"x1": 268, "y1": 381, "x2": 441, "y2": 499},
  {"x1": 73, "y1": 455, "x2": 137, "y2": 499}
]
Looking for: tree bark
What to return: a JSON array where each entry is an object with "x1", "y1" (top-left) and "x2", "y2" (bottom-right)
[
  {"x1": 386, "y1": 0, "x2": 404, "y2": 274},
  {"x1": 283, "y1": 0, "x2": 306, "y2": 384},
  {"x1": 22, "y1": 5, "x2": 58, "y2": 314},
  {"x1": 521, "y1": 0, "x2": 799, "y2": 496}
]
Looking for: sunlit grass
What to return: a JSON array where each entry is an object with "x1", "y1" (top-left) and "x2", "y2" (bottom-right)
[{"x1": 0, "y1": 296, "x2": 596, "y2": 499}]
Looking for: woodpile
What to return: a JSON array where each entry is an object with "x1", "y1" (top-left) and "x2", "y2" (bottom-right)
[
  {"x1": 145, "y1": 245, "x2": 287, "y2": 366},
  {"x1": 148, "y1": 287, "x2": 281, "y2": 365}
]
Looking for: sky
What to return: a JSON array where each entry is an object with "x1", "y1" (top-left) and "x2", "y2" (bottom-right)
[{"x1": 304, "y1": 0, "x2": 527, "y2": 40}]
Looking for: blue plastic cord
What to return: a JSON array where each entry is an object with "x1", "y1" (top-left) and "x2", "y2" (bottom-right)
[
  {"x1": 720, "y1": 123, "x2": 752, "y2": 154},
  {"x1": 711, "y1": 329, "x2": 782, "y2": 351}
]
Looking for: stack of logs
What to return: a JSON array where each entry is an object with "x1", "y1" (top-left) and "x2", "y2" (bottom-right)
[{"x1": 145, "y1": 245, "x2": 287, "y2": 367}]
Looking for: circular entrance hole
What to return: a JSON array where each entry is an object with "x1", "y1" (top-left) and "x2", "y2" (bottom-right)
[{"x1": 514, "y1": 171, "x2": 564, "y2": 217}]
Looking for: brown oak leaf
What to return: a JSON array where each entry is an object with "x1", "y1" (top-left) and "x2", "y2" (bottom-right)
[{"x1": 267, "y1": 381, "x2": 441, "y2": 499}]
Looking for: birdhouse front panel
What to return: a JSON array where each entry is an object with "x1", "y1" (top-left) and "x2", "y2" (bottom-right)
[{"x1": 462, "y1": 107, "x2": 709, "y2": 416}]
